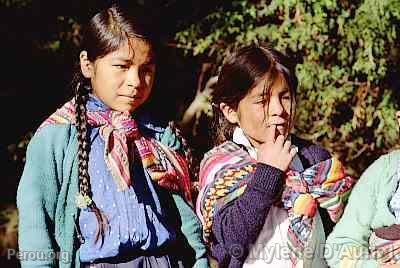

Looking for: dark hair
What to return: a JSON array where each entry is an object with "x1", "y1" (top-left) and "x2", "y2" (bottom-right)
[
  {"x1": 211, "y1": 44, "x2": 298, "y2": 146},
  {"x1": 72, "y1": 2, "x2": 158, "y2": 244}
]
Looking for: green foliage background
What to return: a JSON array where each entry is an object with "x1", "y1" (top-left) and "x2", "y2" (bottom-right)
[
  {"x1": 2, "y1": 0, "x2": 400, "y2": 264},
  {"x1": 176, "y1": 0, "x2": 400, "y2": 176}
]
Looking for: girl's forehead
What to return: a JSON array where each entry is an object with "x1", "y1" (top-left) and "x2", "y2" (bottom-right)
[
  {"x1": 249, "y1": 72, "x2": 288, "y2": 96},
  {"x1": 109, "y1": 38, "x2": 154, "y2": 63}
]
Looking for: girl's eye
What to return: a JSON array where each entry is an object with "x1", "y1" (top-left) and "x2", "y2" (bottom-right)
[
  {"x1": 255, "y1": 98, "x2": 266, "y2": 104},
  {"x1": 113, "y1": 64, "x2": 129, "y2": 69},
  {"x1": 282, "y1": 94, "x2": 291, "y2": 101}
]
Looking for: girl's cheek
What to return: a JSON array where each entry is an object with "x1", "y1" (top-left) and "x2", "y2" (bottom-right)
[
  {"x1": 250, "y1": 112, "x2": 264, "y2": 126},
  {"x1": 116, "y1": 75, "x2": 126, "y2": 87},
  {"x1": 284, "y1": 99, "x2": 293, "y2": 112},
  {"x1": 147, "y1": 74, "x2": 156, "y2": 87},
  {"x1": 145, "y1": 76, "x2": 152, "y2": 87},
  {"x1": 258, "y1": 106, "x2": 268, "y2": 121}
]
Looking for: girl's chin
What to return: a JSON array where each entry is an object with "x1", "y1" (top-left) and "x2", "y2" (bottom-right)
[
  {"x1": 109, "y1": 105, "x2": 137, "y2": 113},
  {"x1": 113, "y1": 101, "x2": 143, "y2": 112}
]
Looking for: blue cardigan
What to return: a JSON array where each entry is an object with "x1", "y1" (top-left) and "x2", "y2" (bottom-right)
[{"x1": 17, "y1": 123, "x2": 209, "y2": 268}]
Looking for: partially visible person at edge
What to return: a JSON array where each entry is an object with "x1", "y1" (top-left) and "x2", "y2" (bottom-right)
[
  {"x1": 17, "y1": 2, "x2": 208, "y2": 268},
  {"x1": 325, "y1": 121, "x2": 400, "y2": 267},
  {"x1": 195, "y1": 44, "x2": 355, "y2": 268}
]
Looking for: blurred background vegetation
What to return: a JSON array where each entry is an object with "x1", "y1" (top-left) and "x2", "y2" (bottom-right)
[{"x1": 1, "y1": 0, "x2": 400, "y2": 266}]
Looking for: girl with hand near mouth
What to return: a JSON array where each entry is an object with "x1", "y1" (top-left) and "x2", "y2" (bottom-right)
[{"x1": 195, "y1": 45, "x2": 355, "y2": 268}]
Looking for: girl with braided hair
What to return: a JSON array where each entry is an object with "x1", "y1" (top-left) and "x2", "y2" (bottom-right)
[
  {"x1": 195, "y1": 44, "x2": 355, "y2": 268},
  {"x1": 16, "y1": 2, "x2": 208, "y2": 268}
]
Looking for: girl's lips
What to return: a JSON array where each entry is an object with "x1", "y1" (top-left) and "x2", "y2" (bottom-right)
[
  {"x1": 268, "y1": 123, "x2": 287, "y2": 138},
  {"x1": 267, "y1": 122, "x2": 286, "y2": 127},
  {"x1": 119, "y1": 95, "x2": 141, "y2": 100}
]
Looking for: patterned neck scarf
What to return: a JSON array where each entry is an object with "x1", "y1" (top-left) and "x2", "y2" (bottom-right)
[
  {"x1": 196, "y1": 141, "x2": 354, "y2": 267},
  {"x1": 39, "y1": 95, "x2": 192, "y2": 203}
]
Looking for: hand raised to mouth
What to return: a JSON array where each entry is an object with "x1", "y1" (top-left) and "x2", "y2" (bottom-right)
[{"x1": 256, "y1": 124, "x2": 297, "y2": 171}]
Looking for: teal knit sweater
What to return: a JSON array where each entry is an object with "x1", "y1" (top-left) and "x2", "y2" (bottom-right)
[
  {"x1": 17, "y1": 124, "x2": 209, "y2": 268},
  {"x1": 325, "y1": 150, "x2": 400, "y2": 268}
]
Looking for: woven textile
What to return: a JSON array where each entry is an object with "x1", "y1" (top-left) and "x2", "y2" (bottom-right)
[{"x1": 39, "y1": 99, "x2": 192, "y2": 203}]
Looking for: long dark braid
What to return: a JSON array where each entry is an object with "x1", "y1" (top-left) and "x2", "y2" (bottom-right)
[
  {"x1": 74, "y1": 80, "x2": 108, "y2": 244},
  {"x1": 168, "y1": 121, "x2": 199, "y2": 194}
]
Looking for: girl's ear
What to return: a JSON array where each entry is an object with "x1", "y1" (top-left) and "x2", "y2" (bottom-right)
[
  {"x1": 397, "y1": 110, "x2": 400, "y2": 127},
  {"x1": 80, "y1": 51, "x2": 94, "y2": 79},
  {"x1": 220, "y1": 102, "x2": 239, "y2": 125}
]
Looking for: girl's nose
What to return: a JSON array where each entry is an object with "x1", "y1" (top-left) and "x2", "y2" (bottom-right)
[
  {"x1": 268, "y1": 97, "x2": 284, "y2": 116},
  {"x1": 126, "y1": 67, "x2": 141, "y2": 89}
]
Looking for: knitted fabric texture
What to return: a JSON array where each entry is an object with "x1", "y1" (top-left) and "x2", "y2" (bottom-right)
[
  {"x1": 39, "y1": 99, "x2": 192, "y2": 203},
  {"x1": 197, "y1": 141, "x2": 354, "y2": 267}
]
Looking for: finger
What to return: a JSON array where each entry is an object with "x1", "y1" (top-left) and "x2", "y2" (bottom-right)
[
  {"x1": 265, "y1": 124, "x2": 277, "y2": 143},
  {"x1": 275, "y1": 134, "x2": 285, "y2": 147},
  {"x1": 289, "y1": 146, "x2": 298, "y2": 158},
  {"x1": 283, "y1": 139, "x2": 292, "y2": 152}
]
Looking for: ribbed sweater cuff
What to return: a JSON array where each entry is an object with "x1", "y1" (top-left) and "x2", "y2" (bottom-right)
[{"x1": 249, "y1": 162, "x2": 284, "y2": 194}]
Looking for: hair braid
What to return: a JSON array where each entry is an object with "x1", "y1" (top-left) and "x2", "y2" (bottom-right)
[
  {"x1": 74, "y1": 82, "x2": 108, "y2": 245},
  {"x1": 168, "y1": 121, "x2": 199, "y2": 193}
]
